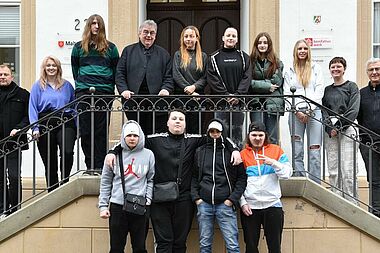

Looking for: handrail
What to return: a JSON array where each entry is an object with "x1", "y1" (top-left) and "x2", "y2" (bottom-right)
[
  {"x1": 1, "y1": 92, "x2": 379, "y2": 216},
  {"x1": 2, "y1": 93, "x2": 380, "y2": 156}
]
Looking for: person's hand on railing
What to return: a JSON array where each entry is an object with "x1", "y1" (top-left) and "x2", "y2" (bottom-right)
[
  {"x1": 32, "y1": 130, "x2": 40, "y2": 140},
  {"x1": 121, "y1": 90, "x2": 134, "y2": 99},
  {"x1": 9, "y1": 129, "x2": 20, "y2": 137},
  {"x1": 296, "y1": 111, "x2": 309, "y2": 124},
  {"x1": 100, "y1": 209, "x2": 110, "y2": 219},
  {"x1": 184, "y1": 85, "x2": 196, "y2": 95},
  {"x1": 158, "y1": 89, "x2": 169, "y2": 96},
  {"x1": 227, "y1": 94, "x2": 239, "y2": 105},
  {"x1": 105, "y1": 153, "x2": 116, "y2": 169}
]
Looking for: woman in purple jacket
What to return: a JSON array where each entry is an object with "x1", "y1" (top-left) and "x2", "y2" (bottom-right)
[{"x1": 29, "y1": 55, "x2": 76, "y2": 191}]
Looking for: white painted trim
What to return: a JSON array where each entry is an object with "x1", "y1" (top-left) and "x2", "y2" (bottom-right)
[
  {"x1": 240, "y1": 0, "x2": 249, "y2": 53},
  {"x1": 372, "y1": 0, "x2": 380, "y2": 57},
  {"x1": 139, "y1": 0, "x2": 146, "y2": 26}
]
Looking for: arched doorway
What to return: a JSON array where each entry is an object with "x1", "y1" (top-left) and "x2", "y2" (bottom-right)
[{"x1": 147, "y1": 0, "x2": 240, "y2": 55}]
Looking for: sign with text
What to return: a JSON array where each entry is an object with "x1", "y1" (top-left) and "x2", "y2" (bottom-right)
[{"x1": 304, "y1": 37, "x2": 333, "y2": 49}]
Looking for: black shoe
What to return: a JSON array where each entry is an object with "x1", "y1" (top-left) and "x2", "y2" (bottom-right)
[{"x1": 83, "y1": 169, "x2": 101, "y2": 176}]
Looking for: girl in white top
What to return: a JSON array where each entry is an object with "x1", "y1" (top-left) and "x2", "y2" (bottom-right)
[{"x1": 284, "y1": 39, "x2": 324, "y2": 183}]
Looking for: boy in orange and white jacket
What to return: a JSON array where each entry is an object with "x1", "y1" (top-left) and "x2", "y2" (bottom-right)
[{"x1": 239, "y1": 121, "x2": 292, "y2": 253}]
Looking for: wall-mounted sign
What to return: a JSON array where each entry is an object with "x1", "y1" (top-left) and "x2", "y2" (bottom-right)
[
  {"x1": 313, "y1": 15, "x2": 321, "y2": 24},
  {"x1": 304, "y1": 37, "x2": 333, "y2": 48}
]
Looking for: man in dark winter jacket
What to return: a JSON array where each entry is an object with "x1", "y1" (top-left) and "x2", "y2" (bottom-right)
[
  {"x1": 116, "y1": 19, "x2": 173, "y2": 134},
  {"x1": 191, "y1": 119, "x2": 247, "y2": 253},
  {"x1": 0, "y1": 64, "x2": 29, "y2": 216},
  {"x1": 358, "y1": 57, "x2": 380, "y2": 217}
]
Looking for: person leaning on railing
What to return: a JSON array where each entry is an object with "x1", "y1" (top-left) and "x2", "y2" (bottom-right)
[
  {"x1": 172, "y1": 25, "x2": 207, "y2": 134},
  {"x1": 29, "y1": 56, "x2": 76, "y2": 192},
  {"x1": 0, "y1": 64, "x2": 29, "y2": 216},
  {"x1": 321, "y1": 56, "x2": 360, "y2": 204},
  {"x1": 115, "y1": 19, "x2": 173, "y2": 135},
  {"x1": 284, "y1": 39, "x2": 325, "y2": 183},
  {"x1": 248, "y1": 32, "x2": 284, "y2": 144},
  {"x1": 71, "y1": 14, "x2": 119, "y2": 173},
  {"x1": 207, "y1": 27, "x2": 251, "y2": 148}
]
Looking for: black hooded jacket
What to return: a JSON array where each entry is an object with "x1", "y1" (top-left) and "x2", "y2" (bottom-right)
[
  {"x1": 191, "y1": 119, "x2": 247, "y2": 207},
  {"x1": 0, "y1": 81, "x2": 30, "y2": 151}
]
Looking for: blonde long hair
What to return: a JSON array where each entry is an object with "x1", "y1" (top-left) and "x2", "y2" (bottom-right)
[
  {"x1": 81, "y1": 14, "x2": 108, "y2": 55},
  {"x1": 179, "y1": 26, "x2": 203, "y2": 71},
  {"x1": 293, "y1": 39, "x2": 312, "y2": 87},
  {"x1": 39, "y1": 56, "x2": 64, "y2": 89}
]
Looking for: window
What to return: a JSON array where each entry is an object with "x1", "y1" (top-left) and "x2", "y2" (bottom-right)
[
  {"x1": 374, "y1": 1, "x2": 380, "y2": 57},
  {"x1": 0, "y1": 4, "x2": 20, "y2": 84}
]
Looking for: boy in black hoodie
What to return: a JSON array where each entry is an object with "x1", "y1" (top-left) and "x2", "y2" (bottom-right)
[{"x1": 191, "y1": 119, "x2": 247, "y2": 253}]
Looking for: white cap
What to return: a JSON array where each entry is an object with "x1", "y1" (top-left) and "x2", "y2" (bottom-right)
[
  {"x1": 207, "y1": 121, "x2": 223, "y2": 132},
  {"x1": 124, "y1": 123, "x2": 140, "y2": 136}
]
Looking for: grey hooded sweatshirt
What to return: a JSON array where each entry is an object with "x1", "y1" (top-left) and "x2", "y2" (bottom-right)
[{"x1": 98, "y1": 120, "x2": 155, "y2": 212}]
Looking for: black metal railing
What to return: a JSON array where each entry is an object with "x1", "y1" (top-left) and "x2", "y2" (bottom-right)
[{"x1": 1, "y1": 91, "x2": 380, "y2": 216}]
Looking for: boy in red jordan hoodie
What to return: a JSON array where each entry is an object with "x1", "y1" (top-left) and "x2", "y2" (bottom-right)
[{"x1": 98, "y1": 120, "x2": 155, "y2": 253}]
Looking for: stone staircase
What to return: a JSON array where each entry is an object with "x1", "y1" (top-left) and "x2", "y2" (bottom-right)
[{"x1": 1, "y1": 176, "x2": 380, "y2": 253}]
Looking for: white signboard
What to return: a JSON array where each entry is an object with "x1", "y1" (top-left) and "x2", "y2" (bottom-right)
[{"x1": 36, "y1": 0, "x2": 108, "y2": 84}]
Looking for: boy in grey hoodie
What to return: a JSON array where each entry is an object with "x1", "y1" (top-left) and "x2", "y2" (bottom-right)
[{"x1": 98, "y1": 120, "x2": 155, "y2": 253}]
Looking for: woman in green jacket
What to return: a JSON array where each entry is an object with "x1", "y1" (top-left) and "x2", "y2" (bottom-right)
[{"x1": 249, "y1": 32, "x2": 284, "y2": 144}]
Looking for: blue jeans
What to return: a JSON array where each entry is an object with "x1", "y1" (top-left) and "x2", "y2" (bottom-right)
[
  {"x1": 197, "y1": 202, "x2": 240, "y2": 253},
  {"x1": 288, "y1": 109, "x2": 322, "y2": 183}
]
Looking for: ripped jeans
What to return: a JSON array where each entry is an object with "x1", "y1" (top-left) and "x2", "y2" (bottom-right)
[{"x1": 288, "y1": 109, "x2": 322, "y2": 183}]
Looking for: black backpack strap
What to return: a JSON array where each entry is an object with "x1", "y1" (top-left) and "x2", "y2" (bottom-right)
[{"x1": 119, "y1": 150, "x2": 126, "y2": 196}]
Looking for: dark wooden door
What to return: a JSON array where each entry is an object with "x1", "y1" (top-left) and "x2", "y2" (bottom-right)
[{"x1": 147, "y1": 0, "x2": 240, "y2": 56}]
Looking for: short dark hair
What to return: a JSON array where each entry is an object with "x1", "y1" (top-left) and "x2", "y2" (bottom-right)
[
  {"x1": 0, "y1": 64, "x2": 13, "y2": 75},
  {"x1": 329, "y1": 57, "x2": 347, "y2": 70},
  {"x1": 244, "y1": 121, "x2": 270, "y2": 147},
  {"x1": 168, "y1": 108, "x2": 186, "y2": 118}
]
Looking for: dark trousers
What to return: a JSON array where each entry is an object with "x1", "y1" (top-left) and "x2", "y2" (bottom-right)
[
  {"x1": 240, "y1": 207, "x2": 284, "y2": 253},
  {"x1": 76, "y1": 92, "x2": 112, "y2": 170},
  {"x1": 150, "y1": 200, "x2": 195, "y2": 253},
  {"x1": 123, "y1": 98, "x2": 167, "y2": 135},
  {"x1": 37, "y1": 125, "x2": 76, "y2": 192},
  {"x1": 109, "y1": 203, "x2": 148, "y2": 253},
  {"x1": 0, "y1": 151, "x2": 22, "y2": 214},
  {"x1": 359, "y1": 144, "x2": 380, "y2": 216}
]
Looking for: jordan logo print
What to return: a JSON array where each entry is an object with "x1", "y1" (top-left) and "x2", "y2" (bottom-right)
[{"x1": 125, "y1": 158, "x2": 140, "y2": 178}]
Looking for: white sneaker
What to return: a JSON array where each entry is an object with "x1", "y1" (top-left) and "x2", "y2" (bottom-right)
[{"x1": 0, "y1": 214, "x2": 8, "y2": 220}]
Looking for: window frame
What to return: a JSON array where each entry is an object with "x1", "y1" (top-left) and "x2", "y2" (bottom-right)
[
  {"x1": 373, "y1": 0, "x2": 380, "y2": 58},
  {"x1": 0, "y1": 1, "x2": 21, "y2": 84}
]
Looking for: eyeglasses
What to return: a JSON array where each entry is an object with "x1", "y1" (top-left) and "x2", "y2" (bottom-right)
[
  {"x1": 142, "y1": 30, "x2": 156, "y2": 36},
  {"x1": 367, "y1": 67, "x2": 380, "y2": 73}
]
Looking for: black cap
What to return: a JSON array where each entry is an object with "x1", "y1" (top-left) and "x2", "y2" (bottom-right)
[{"x1": 249, "y1": 121, "x2": 267, "y2": 133}]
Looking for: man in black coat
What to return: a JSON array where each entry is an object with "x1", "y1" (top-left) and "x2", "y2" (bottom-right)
[
  {"x1": 115, "y1": 19, "x2": 173, "y2": 134},
  {"x1": 0, "y1": 64, "x2": 29, "y2": 216},
  {"x1": 357, "y1": 58, "x2": 380, "y2": 217}
]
